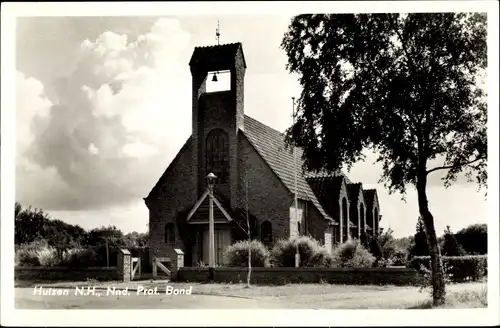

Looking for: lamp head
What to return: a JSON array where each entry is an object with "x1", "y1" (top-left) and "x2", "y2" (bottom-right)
[{"x1": 206, "y1": 172, "x2": 217, "y2": 188}]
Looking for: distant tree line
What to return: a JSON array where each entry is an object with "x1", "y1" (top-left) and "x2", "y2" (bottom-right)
[
  {"x1": 15, "y1": 202, "x2": 148, "y2": 266},
  {"x1": 409, "y1": 218, "x2": 487, "y2": 258},
  {"x1": 356, "y1": 218, "x2": 487, "y2": 268}
]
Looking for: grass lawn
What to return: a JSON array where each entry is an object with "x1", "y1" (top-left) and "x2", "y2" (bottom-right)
[
  {"x1": 15, "y1": 278, "x2": 487, "y2": 309},
  {"x1": 409, "y1": 285, "x2": 488, "y2": 309}
]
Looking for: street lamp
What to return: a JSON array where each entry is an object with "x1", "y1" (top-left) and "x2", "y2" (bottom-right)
[
  {"x1": 206, "y1": 172, "x2": 217, "y2": 280},
  {"x1": 292, "y1": 97, "x2": 301, "y2": 268}
]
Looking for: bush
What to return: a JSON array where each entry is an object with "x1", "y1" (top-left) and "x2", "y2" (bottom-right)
[
  {"x1": 270, "y1": 236, "x2": 334, "y2": 267},
  {"x1": 223, "y1": 240, "x2": 270, "y2": 267},
  {"x1": 409, "y1": 255, "x2": 487, "y2": 282},
  {"x1": 15, "y1": 239, "x2": 50, "y2": 267},
  {"x1": 88, "y1": 243, "x2": 119, "y2": 266},
  {"x1": 16, "y1": 247, "x2": 41, "y2": 267},
  {"x1": 37, "y1": 247, "x2": 61, "y2": 267},
  {"x1": 368, "y1": 237, "x2": 384, "y2": 258},
  {"x1": 378, "y1": 228, "x2": 398, "y2": 260},
  {"x1": 62, "y1": 247, "x2": 99, "y2": 268},
  {"x1": 332, "y1": 239, "x2": 375, "y2": 268},
  {"x1": 389, "y1": 249, "x2": 409, "y2": 266}
]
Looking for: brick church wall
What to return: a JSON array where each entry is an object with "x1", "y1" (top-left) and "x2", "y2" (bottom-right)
[
  {"x1": 306, "y1": 204, "x2": 330, "y2": 245},
  {"x1": 148, "y1": 141, "x2": 194, "y2": 267},
  {"x1": 238, "y1": 136, "x2": 293, "y2": 241}
]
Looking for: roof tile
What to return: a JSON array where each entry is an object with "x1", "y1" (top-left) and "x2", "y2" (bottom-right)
[
  {"x1": 243, "y1": 115, "x2": 343, "y2": 223},
  {"x1": 189, "y1": 42, "x2": 247, "y2": 69}
]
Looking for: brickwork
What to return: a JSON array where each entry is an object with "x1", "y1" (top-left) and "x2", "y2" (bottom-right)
[
  {"x1": 15, "y1": 267, "x2": 120, "y2": 281},
  {"x1": 197, "y1": 92, "x2": 233, "y2": 200},
  {"x1": 238, "y1": 136, "x2": 293, "y2": 241},
  {"x1": 348, "y1": 185, "x2": 367, "y2": 239},
  {"x1": 306, "y1": 203, "x2": 330, "y2": 245},
  {"x1": 147, "y1": 141, "x2": 194, "y2": 266},
  {"x1": 117, "y1": 249, "x2": 131, "y2": 281},
  {"x1": 177, "y1": 267, "x2": 422, "y2": 286}
]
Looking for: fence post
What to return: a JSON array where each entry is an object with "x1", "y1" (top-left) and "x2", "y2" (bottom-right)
[
  {"x1": 117, "y1": 249, "x2": 131, "y2": 282},
  {"x1": 174, "y1": 249, "x2": 184, "y2": 269},
  {"x1": 152, "y1": 257, "x2": 157, "y2": 277}
]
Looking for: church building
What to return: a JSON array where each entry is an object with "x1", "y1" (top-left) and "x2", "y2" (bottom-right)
[{"x1": 144, "y1": 42, "x2": 382, "y2": 267}]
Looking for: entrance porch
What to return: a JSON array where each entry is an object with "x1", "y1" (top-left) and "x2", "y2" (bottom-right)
[{"x1": 185, "y1": 190, "x2": 238, "y2": 266}]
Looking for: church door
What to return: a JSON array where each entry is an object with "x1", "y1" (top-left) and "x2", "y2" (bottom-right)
[{"x1": 202, "y1": 228, "x2": 231, "y2": 265}]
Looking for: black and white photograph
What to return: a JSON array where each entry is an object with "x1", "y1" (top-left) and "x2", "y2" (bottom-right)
[{"x1": 1, "y1": 1, "x2": 499, "y2": 326}]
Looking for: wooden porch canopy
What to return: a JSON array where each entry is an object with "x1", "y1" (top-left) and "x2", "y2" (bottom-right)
[{"x1": 186, "y1": 190, "x2": 234, "y2": 224}]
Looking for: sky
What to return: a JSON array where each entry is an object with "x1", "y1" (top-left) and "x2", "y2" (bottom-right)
[{"x1": 15, "y1": 15, "x2": 488, "y2": 238}]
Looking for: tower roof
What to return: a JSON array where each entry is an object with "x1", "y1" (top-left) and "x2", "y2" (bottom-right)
[{"x1": 189, "y1": 42, "x2": 247, "y2": 70}]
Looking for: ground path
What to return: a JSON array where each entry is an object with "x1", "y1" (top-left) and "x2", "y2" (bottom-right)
[{"x1": 15, "y1": 280, "x2": 486, "y2": 309}]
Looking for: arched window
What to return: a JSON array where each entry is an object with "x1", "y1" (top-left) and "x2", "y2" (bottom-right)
[
  {"x1": 165, "y1": 222, "x2": 175, "y2": 244},
  {"x1": 206, "y1": 129, "x2": 229, "y2": 184},
  {"x1": 261, "y1": 220, "x2": 272, "y2": 243},
  {"x1": 360, "y1": 203, "x2": 365, "y2": 232},
  {"x1": 342, "y1": 198, "x2": 349, "y2": 240}
]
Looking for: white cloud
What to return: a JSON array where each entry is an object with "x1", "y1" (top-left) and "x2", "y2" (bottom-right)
[
  {"x1": 88, "y1": 143, "x2": 99, "y2": 155},
  {"x1": 121, "y1": 141, "x2": 159, "y2": 158},
  {"x1": 16, "y1": 18, "x2": 193, "y2": 211},
  {"x1": 16, "y1": 72, "x2": 52, "y2": 151}
]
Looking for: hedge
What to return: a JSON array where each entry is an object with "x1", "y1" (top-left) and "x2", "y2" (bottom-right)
[{"x1": 409, "y1": 255, "x2": 487, "y2": 282}]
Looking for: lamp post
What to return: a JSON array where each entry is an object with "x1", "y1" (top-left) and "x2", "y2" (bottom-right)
[
  {"x1": 292, "y1": 97, "x2": 300, "y2": 268},
  {"x1": 206, "y1": 172, "x2": 217, "y2": 280}
]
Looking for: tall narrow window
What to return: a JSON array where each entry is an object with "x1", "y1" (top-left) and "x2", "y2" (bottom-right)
[
  {"x1": 165, "y1": 223, "x2": 175, "y2": 244},
  {"x1": 342, "y1": 198, "x2": 349, "y2": 240},
  {"x1": 261, "y1": 220, "x2": 273, "y2": 243},
  {"x1": 206, "y1": 129, "x2": 229, "y2": 184}
]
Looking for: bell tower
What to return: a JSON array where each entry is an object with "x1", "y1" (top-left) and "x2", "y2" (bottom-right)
[{"x1": 189, "y1": 42, "x2": 247, "y2": 209}]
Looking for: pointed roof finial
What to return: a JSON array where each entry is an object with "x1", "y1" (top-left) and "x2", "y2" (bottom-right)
[{"x1": 216, "y1": 20, "x2": 220, "y2": 46}]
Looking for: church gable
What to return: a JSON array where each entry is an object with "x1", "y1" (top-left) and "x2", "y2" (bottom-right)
[
  {"x1": 307, "y1": 175, "x2": 349, "y2": 224},
  {"x1": 145, "y1": 137, "x2": 193, "y2": 205}
]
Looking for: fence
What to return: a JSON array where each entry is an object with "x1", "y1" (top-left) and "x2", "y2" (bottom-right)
[{"x1": 176, "y1": 267, "x2": 422, "y2": 285}]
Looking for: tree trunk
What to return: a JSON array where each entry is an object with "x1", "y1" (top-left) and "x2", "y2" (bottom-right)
[{"x1": 417, "y1": 173, "x2": 446, "y2": 306}]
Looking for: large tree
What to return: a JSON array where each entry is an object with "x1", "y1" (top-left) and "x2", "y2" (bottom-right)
[{"x1": 281, "y1": 13, "x2": 487, "y2": 305}]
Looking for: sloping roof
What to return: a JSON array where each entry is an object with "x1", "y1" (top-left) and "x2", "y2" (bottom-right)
[
  {"x1": 145, "y1": 136, "x2": 192, "y2": 202},
  {"x1": 347, "y1": 183, "x2": 363, "y2": 205},
  {"x1": 189, "y1": 42, "x2": 247, "y2": 69},
  {"x1": 307, "y1": 175, "x2": 348, "y2": 221},
  {"x1": 305, "y1": 171, "x2": 352, "y2": 184},
  {"x1": 307, "y1": 176, "x2": 346, "y2": 202},
  {"x1": 242, "y1": 115, "x2": 335, "y2": 223}
]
